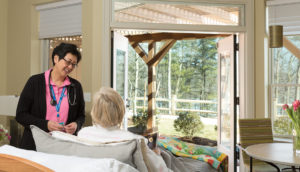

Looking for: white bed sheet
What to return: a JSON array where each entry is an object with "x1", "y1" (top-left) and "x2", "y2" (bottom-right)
[{"x1": 0, "y1": 145, "x2": 138, "y2": 172}]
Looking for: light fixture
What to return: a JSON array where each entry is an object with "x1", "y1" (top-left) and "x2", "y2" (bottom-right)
[{"x1": 269, "y1": 25, "x2": 283, "y2": 48}]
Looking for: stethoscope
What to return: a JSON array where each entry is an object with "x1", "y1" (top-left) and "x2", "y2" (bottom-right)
[{"x1": 49, "y1": 70, "x2": 77, "y2": 106}]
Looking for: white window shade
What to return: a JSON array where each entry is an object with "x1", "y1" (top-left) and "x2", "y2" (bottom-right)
[
  {"x1": 268, "y1": 1, "x2": 300, "y2": 35},
  {"x1": 37, "y1": 0, "x2": 82, "y2": 38}
]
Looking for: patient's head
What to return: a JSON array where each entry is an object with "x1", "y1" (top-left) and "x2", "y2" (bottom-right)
[{"x1": 91, "y1": 87, "x2": 125, "y2": 128}]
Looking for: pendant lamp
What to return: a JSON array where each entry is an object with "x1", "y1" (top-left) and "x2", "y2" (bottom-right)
[{"x1": 269, "y1": 25, "x2": 283, "y2": 48}]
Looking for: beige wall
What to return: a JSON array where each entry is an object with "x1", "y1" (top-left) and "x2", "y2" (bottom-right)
[
  {"x1": 0, "y1": 0, "x2": 8, "y2": 128},
  {"x1": 0, "y1": 0, "x2": 8, "y2": 95},
  {"x1": 7, "y1": 0, "x2": 32, "y2": 95},
  {"x1": 81, "y1": 0, "x2": 104, "y2": 111},
  {"x1": 254, "y1": 0, "x2": 268, "y2": 118},
  {"x1": 2, "y1": 0, "x2": 59, "y2": 95}
]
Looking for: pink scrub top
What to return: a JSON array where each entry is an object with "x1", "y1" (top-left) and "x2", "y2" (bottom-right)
[{"x1": 45, "y1": 69, "x2": 71, "y2": 125}]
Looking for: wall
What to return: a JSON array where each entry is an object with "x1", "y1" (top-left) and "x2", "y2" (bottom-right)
[
  {"x1": 0, "y1": 0, "x2": 8, "y2": 95},
  {"x1": 6, "y1": 0, "x2": 32, "y2": 95},
  {"x1": 0, "y1": 0, "x2": 8, "y2": 133},
  {"x1": 3, "y1": 0, "x2": 59, "y2": 95},
  {"x1": 254, "y1": 0, "x2": 268, "y2": 118},
  {"x1": 81, "y1": 0, "x2": 104, "y2": 111}
]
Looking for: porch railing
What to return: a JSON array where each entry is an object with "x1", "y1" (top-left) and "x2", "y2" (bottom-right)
[{"x1": 131, "y1": 96, "x2": 218, "y2": 116}]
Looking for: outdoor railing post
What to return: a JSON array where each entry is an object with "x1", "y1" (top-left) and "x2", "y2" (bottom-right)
[{"x1": 171, "y1": 95, "x2": 176, "y2": 115}]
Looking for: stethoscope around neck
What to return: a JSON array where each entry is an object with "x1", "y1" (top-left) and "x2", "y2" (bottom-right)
[{"x1": 49, "y1": 70, "x2": 77, "y2": 106}]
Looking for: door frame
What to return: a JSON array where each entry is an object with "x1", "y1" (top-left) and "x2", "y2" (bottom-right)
[
  {"x1": 112, "y1": 31, "x2": 129, "y2": 129},
  {"x1": 102, "y1": 0, "x2": 255, "y2": 120},
  {"x1": 217, "y1": 34, "x2": 238, "y2": 172}
]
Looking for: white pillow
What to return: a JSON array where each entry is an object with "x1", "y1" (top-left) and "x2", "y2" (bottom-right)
[
  {"x1": 30, "y1": 125, "x2": 148, "y2": 172},
  {"x1": 50, "y1": 131, "x2": 114, "y2": 146}
]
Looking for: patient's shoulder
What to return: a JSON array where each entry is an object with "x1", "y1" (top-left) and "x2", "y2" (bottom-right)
[
  {"x1": 78, "y1": 125, "x2": 144, "y2": 143},
  {"x1": 78, "y1": 126, "x2": 94, "y2": 133}
]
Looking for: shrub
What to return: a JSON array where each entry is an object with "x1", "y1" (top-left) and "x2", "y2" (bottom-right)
[
  {"x1": 132, "y1": 109, "x2": 148, "y2": 129},
  {"x1": 273, "y1": 116, "x2": 292, "y2": 135},
  {"x1": 131, "y1": 109, "x2": 160, "y2": 134},
  {"x1": 173, "y1": 112, "x2": 203, "y2": 138}
]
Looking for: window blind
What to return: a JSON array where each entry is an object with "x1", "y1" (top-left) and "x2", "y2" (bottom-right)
[
  {"x1": 268, "y1": 1, "x2": 300, "y2": 35},
  {"x1": 36, "y1": 0, "x2": 82, "y2": 38}
]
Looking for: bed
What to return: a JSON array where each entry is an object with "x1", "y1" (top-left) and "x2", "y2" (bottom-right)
[
  {"x1": 0, "y1": 145, "x2": 226, "y2": 172},
  {"x1": 0, "y1": 126, "x2": 226, "y2": 172},
  {"x1": 0, "y1": 145, "x2": 138, "y2": 172},
  {"x1": 0, "y1": 152, "x2": 53, "y2": 172},
  {"x1": 27, "y1": 125, "x2": 169, "y2": 172}
]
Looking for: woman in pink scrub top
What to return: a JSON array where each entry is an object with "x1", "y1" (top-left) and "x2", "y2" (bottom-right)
[{"x1": 16, "y1": 43, "x2": 85, "y2": 150}]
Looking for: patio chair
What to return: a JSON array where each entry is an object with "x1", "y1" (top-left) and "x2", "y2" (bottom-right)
[{"x1": 238, "y1": 118, "x2": 292, "y2": 172}]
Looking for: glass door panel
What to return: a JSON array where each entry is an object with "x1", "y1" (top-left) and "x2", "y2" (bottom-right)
[
  {"x1": 116, "y1": 49, "x2": 126, "y2": 97},
  {"x1": 113, "y1": 31, "x2": 129, "y2": 129},
  {"x1": 217, "y1": 35, "x2": 237, "y2": 172}
]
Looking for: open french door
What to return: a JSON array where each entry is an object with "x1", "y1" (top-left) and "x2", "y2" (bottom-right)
[
  {"x1": 112, "y1": 31, "x2": 129, "y2": 129},
  {"x1": 217, "y1": 35, "x2": 238, "y2": 172}
]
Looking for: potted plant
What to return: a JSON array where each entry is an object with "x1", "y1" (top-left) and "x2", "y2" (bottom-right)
[
  {"x1": 128, "y1": 109, "x2": 148, "y2": 135},
  {"x1": 128, "y1": 109, "x2": 160, "y2": 149}
]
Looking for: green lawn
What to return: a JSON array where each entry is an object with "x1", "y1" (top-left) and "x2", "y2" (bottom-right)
[{"x1": 157, "y1": 118, "x2": 217, "y2": 141}]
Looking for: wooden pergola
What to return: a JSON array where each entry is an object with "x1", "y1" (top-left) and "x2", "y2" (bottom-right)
[
  {"x1": 125, "y1": 32, "x2": 229, "y2": 132},
  {"x1": 283, "y1": 36, "x2": 300, "y2": 59}
]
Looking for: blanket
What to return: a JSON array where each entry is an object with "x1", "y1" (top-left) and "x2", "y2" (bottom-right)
[
  {"x1": 157, "y1": 136, "x2": 227, "y2": 169},
  {"x1": 160, "y1": 147, "x2": 219, "y2": 172}
]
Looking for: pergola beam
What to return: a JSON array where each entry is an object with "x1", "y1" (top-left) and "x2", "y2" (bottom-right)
[
  {"x1": 283, "y1": 36, "x2": 300, "y2": 60},
  {"x1": 126, "y1": 32, "x2": 228, "y2": 43},
  {"x1": 147, "y1": 39, "x2": 177, "y2": 67},
  {"x1": 129, "y1": 41, "x2": 149, "y2": 63}
]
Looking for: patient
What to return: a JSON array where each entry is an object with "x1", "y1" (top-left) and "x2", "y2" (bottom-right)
[{"x1": 78, "y1": 87, "x2": 171, "y2": 172}]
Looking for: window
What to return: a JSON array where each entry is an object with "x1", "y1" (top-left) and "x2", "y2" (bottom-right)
[
  {"x1": 116, "y1": 31, "x2": 220, "y2": 140},
  {"x1": 267, "y1": 1, "x2": 300, "y2": 138},
  {"x1": 48, "y1": 35, "x2": 82, "y2": 81},
  {"x1": 270, "y1": 35, "x2": 300, "y2": 137},
  {"x1": 112, "y1": 0, "x2": 244, "y2": 26}
]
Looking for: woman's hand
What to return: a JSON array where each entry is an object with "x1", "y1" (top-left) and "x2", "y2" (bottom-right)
[
  {"x1": 64, "y1": 122, "x2": 77, "y2": 134},
  {"x1": 48, "y1": 120, "x2": 65, "y2": 132},
  {"x1": 153, "y1": 147, "x2": 161, "y2": 155}
]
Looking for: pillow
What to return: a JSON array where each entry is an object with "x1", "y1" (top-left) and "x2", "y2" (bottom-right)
[
  {"x1": 140, "y1": 139, "x2": 170, "y2": 172},
  {"x1": 50, "y1": 130, "x2": 111, "y2": 146},
  {"x1": 30, "y1": 125, "x2": 148, "y2": 172}
]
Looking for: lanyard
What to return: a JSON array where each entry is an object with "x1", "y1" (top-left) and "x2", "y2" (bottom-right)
[{"x1": 50, "y1": 85, "x2": 66, "y2": 125}]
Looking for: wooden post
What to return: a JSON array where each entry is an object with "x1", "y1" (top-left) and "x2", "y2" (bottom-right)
[
  {"x1": 147, "y1": 65, "x2": 156, "y2": 130},
  {"x1": 147, "y1": 41, "x2": 156, "y2": 130}
]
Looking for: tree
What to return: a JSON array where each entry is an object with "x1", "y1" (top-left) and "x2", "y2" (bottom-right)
[{"x1": 128, "y1": 38, "x2": 219, "y2": 118}]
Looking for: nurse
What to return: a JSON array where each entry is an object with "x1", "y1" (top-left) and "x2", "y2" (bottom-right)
[{"x1": 16, "y1": 43, "x2": 85, "y2": 150}]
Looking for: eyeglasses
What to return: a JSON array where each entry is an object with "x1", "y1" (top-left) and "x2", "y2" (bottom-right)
[{"x1": 63, "y1": 58, "x2": 78, "y2": 68}]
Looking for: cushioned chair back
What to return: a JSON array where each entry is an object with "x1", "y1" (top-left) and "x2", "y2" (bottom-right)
[{"x1": 239, "y1": 118, "x2": 273, "y2": 166}]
